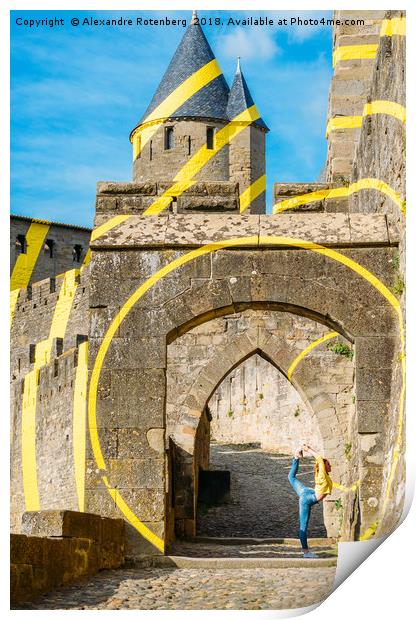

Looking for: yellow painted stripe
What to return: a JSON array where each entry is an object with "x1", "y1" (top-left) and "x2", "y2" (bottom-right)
[
  {"x1": 10, "y1": 289, "x2": 21, "y2": 328},
  {"x1": 326, "y1": 101, "x2": 406, "y2": 136},
  {"x1": 363, "y1": 100, "x2": 406, "y2": 124},
  {"x1": 131, "y1": 59, "x2": 222, "y2": 159},
  {"x1": 333, "y1": 17, "x2": 406, "y2": 68},
  {"x1": 10, "y1": 223, "x2": 50, "y2": 327},
  {"x1": 91, "y1": 215, "x2": 130, "y2": 243},
  {"x1": 326, "y1": 115, "x2": 362, "y2": 136},
  {"x1": 333, "y1": 480, "x2": 360, "y2": 493},
  {"x1": 333, "y1": 44, "x2": 378, "y2": 67},
  {"x1": 73, "y1": 341, "x2": 89, "y2": 513},
  {"x1": 143, "y1": 105, "x2": 261, "y2": 216},
  {"x1": 11, "y1": 222, "x2": 50, "y2": 291},
  {"x1": 88, "y1": 234, "x2": 403, "y2": 550},
  {"x1": 380, "y1": 16, "x2": 406, "y2": 37},
  {"x1": 21, "y1": 269, "x2": 83, "y2": 510},
  {"x1": 21, "y1": 370, "x2": 40, "y2": 511},
  {"x1": 104, "y1": 479, "x2": 164, "y2": 553},
  {"x1": 273, "y1": 177, "x2": 405, "y2": 214},
  {"x1": 287, "y1": 331, "x2": 339, "y2": 382},
  {"x1": 239, "y1": 175, "x2": 266, "y2": 213}
]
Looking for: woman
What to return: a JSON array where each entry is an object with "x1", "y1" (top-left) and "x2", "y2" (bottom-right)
[{"x1": 287, "y1": 443, "x2": 333, "y2": 558}]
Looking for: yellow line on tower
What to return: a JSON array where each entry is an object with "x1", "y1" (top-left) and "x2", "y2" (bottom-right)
[
  {"x1": 332, "y1": 17, "x2": 406, "y2": 67},
  {"x1": 326, "y1": 100, "x2": 406, "y2": 136},
  {"x1": 130, "y1": 58, "x2": 223, "y2": 160},
  {"x1": 143, "y1": 105, "x2": 261, "y2": 216},
  {"x1": 239, "y1": 175, "x2": 266, "y2": 213}
]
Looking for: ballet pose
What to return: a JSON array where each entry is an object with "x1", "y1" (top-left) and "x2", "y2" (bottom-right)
[{"x1": 288, "y1": 443, "x2": 333, "y2": 558}]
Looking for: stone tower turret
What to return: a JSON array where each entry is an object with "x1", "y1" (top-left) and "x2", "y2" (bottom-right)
[
  {"x1": 227, "y1": 58, "x2": 268, "y2": 213},
  {"x1": 130, "y1": 12, "x2": 269, "y2": 213}
]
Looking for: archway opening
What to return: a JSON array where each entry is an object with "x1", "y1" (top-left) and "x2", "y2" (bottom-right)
[
  {"x1": 166, "y1": 307, "x2": 355, "y2": 545},
  {"x1": 195, "y1": 352, "x2": 326, "y2": 539}
]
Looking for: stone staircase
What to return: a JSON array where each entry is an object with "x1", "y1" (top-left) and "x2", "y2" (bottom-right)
[{"x1": 155, "y1": 537, "x2": 338, "y2": 568}]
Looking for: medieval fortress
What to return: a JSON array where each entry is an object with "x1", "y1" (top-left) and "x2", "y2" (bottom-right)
[{"x1": 11, "y1": 8, "x2": 405, "y2": 581}]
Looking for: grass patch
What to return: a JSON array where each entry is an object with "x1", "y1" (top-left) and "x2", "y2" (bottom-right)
[
  {"x1": 327, "y1": 341, "x2": 354, "y2": 360},
  {"x1": 344, "y1": 442, "x2": 352, "y2": 460},
  {"x1": 391, "y1": 274, "x2": 405, "y2": 296}
]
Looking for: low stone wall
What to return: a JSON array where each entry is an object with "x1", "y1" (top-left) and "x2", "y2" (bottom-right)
[
  {"x1": 11, "y1": 510, "x2": 125, "y2": 605},
  {"x1": 273, "y1": 183, "x2": 348, "y2": 213}
]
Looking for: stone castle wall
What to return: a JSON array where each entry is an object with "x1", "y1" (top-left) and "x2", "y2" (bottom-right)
[
  {"x1": 228, "y1": 126, "x2": 266, "y2": 214},
  {"x1": 10, "y1": 269, "x2": 89, "y2": 532},
  {"x1": 348, "y1": 11, "x2": 406, "y2": 535},
  {"x1": 209, "y1": 355, "x2": 320, "y2": 453},
  {"x1": 133, "y1": 119, "x2": 229, "y2": 184},
  {"x1": 133, "y1": 119, "x2": 266, "y2": 213},
  {"x1": 325, "y1": 10, "x2": 386, "y2": 181},
  {"x1": 11, "y1": 216, "x2": 91, "y2": 284}
]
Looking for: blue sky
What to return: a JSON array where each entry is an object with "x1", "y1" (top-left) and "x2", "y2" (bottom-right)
[{"x1": 11, "y1": 10, "x2": 333, "y2": 227}]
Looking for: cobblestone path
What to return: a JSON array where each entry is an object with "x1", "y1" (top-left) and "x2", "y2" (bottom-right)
[
  {"x1": 14, "y1": 566, "x2": 336, "y2": 610},
  {"x1": 197, "y1": 443, "x2": 327, "y2": 538},
  {"x1": 171, "y1": 540, "x2": 336, "y2": 559},
  {"x1": 14, "y1": 444, "x2": 336, "y2": 611}
]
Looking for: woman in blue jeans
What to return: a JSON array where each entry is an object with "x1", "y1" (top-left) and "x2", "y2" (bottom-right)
[{"x1": 288, "y1": 443, "x2": 333, "y2": 558}]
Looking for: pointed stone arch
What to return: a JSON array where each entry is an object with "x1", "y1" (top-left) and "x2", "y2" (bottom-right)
[{"x1": 171, "y1": 327, "x2": 344, "y2": 457}]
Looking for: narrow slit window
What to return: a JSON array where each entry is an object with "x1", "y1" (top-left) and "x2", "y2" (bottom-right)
[
  {"x1": 16, "y1": 234, "x2": 27, "y2": 255},
  {"x1": 165, "y1": 126, "x2": 174, "y2": 150},
  {"x1": 188, "y1": 135, "x2": 191, "y2": 156},
  {"x1": 150, "y1": 140, "x2": 153, "y2": 161},
  {"x1": 206, "y1": 127, "x2": 215, "y2": 150},
  {"x1": 44, "y1": 239, "x2": 55, "y2": 258},
  {"x1": 73, "y1": 244, "x2": 83, "y2": 263},
  {"x1": 135, "y1": 135, "x2": 141, "y2": 159}
]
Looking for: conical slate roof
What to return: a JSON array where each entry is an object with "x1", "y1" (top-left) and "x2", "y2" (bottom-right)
[
  {"x1": 138, "y1": 15, "x2": 230, "y2": 125},
  {"x1": 226, "y1": 59, "x2": 269, "y2": 131}
]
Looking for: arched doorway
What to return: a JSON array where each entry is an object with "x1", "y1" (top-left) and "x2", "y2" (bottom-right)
[
  {"x1": 166, "y1": 308, "x2": 356, "y2": 542},
  {"x1": 196, "y1": 352, "x2": 326, "y2": 539}
]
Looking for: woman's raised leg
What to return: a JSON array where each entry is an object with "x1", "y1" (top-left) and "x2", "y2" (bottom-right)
[{"x1": 288, "y1": 457, "x2": 307, "y2": 498}]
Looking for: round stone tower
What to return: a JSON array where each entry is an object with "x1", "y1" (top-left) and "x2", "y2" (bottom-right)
[{"x1": 129, "y1": 11, "x2": 269, "y2": 213}]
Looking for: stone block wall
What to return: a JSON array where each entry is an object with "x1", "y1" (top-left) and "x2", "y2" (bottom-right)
[
  {"x1": 209, "y1": 354, "x2": 319, "y2": 452},
  {"x1": 326, "y1": 10, "x2": 386, "y2": 181},
  {"x1": 95, "y1": 180, "x2": 241, "y2": 221},
  {"x1": 11, "y1": 510, "x2": 124, "y2": 605},
  {"x1": 133, "y1": 119, "x2": 229, "y2": 183},
  {"x1": 132, "y1": 119, "x2": 266, "y2": 213},
  {"x1": 273, "y1": 182, "x2": 349, "y2": 213},
  {"x1": 11, "y1": 216, "x2": 91, "y2": 284},
  {"x1": 10, "y1": 270, "x2": 89, "y2": 531},
  {"x1": 229, "y1": 125, "x2": 266, "y2": 213},
  {"x1": 348, "y1": 10, "x2": 406, "y2": 535}
]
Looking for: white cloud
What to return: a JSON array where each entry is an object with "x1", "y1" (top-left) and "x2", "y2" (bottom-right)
[{"x1": 216, "y1": 27, "x2": 279, "y2": 61}]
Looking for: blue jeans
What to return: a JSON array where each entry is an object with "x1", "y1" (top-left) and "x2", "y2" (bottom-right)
[{"x1": 288, "y1": 458, "x2": 318, "y2": 550}]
